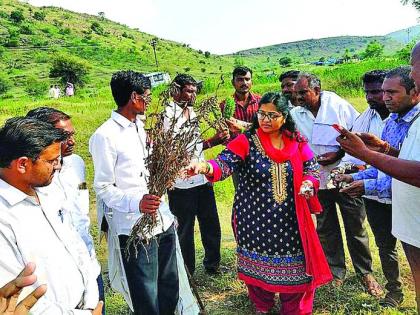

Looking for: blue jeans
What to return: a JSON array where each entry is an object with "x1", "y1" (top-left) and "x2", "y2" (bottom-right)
[{"x1": 119, "y1": 224, "x2": 179, "y2": 315}]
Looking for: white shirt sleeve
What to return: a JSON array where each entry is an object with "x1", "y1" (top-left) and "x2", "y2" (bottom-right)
[
  {"x1": 0, "y1": 232, "x2": 92, "y2": 315},
  {"x1": 89, "y1": 132, "x2": 142, "y2": 214}
]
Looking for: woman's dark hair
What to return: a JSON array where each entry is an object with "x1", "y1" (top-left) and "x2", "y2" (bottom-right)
[
  {"x1": 26, "y1": 107, "x2": 70, "y2": 125},
  {"x1": 110, "y1": 70, "x2": 151, "y2": 107},
  {"x1": 250, "y1": 92, "x2": 298, "y2": 138},
  {"x1": 0, "y1": 117, "x2": 67, "y2": 167}
]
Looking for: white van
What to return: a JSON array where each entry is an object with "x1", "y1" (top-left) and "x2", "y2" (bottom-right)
[{"x1": 145, "y1": 72, "x2": 171, "y2": 87}]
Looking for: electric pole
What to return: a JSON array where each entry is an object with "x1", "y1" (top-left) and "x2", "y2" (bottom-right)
[{"x1": 150, "y1": 38, "x2": 159, "y2": 70}]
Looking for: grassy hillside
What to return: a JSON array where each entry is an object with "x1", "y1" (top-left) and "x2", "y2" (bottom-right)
[
  {"x1": 233, "y1": 30, "x2": 419, "y2": 66},
  {"x1": 0, "y1": 0, "x2": 235, "y2": 98}
]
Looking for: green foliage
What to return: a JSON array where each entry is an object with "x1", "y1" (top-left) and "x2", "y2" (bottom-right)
[
  {"x1": 58, "y1": 27, "x2": 71, "y2": 35},
  {"x1": 396, "y1": 40, "x2": 416, "y2": 62},
  {"x1": 49, "y1": 53, "x2": 90, "y2": 86},
  {"x1": 33, "y1": 10, "x2": 46, "y2": 21},
  {"x1": 201, "y1": 67, "x2": 206, "y2": 72},
  {"x1": 204, "y1": 51, "x2": 210, "y2": 58},
  {"x1": 278, "y1": 56, "x2": 292, "y2": 67},
  {"x1": 4, "y1": 32, "x2": 20, "y2": 47},
  {"x1": 10, "y1": 10, "x2": 24, "y2": 24},
  {"x1": 184, "y1": 67, "x2": 191, "y2": 72},
  {"x1": 361, "y1": 40, "x2": 384, "y2": 59},
  {"x1": 90, "y1": 21, "x2": 105, "y2": 35},
  {"x1": 401, "y1": 0, "x2": 420, "y2": 11},
  {"x1": 0, "y1": 76, "x2": 11, "y2": 95},
  {"x1": 19, "y1": 23, "x2": 34, "y2": 35},
  {"x1": 223, "y1": 97, "x2": 235, "y2": 118},
  {"x1": 24, "y1": 76, "x2": 48, "y2": 97}
]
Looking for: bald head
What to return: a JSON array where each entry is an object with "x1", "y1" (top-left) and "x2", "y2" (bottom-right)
[{"x1": 410, "y1": 42, "x2": 420, "y2": 91}]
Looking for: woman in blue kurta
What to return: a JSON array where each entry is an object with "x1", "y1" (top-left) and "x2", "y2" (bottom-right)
[{"x1": 187, "y1": 92, "x2": 332, "y2": 314}]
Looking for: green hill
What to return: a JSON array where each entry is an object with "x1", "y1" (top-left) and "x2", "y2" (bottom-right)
[
  {"x1": 0, "y1": 0, "x2": 414, "y2": 100},
  {"x1": 0, "y1": 0, "x2": 234, "y2": 98}
]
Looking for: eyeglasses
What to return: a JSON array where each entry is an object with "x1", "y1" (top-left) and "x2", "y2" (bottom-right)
[
  {"x1": 256, "y1": 110, "x2": 283, "y2": 121},
  {"x1": 134, "y1": 92, "x2": 152, "y2": 104},
  {"x1": 38, "y1": 155, "x2": 61, "y2": 167}
]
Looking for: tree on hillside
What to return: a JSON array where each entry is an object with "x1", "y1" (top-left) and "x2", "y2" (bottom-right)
[
  {"x1": 33, "y1": 11, "x2": 46, "y2": 21},
  {"x1": 396, "y1": 40, "x2": 416, "y2": 62},
  {"x1": 91, "y1": 21, "x2": 105, "y2": 35},
  {"x1": 401, "y1": 0, "x2": 420, "y2": 11},
  {"x1": 98, "y1": 12, "x2": 105, "y2": 20},
  {"x1": 49, "y1": 53, "x2": 90, "y2": 86},
  {"x1": 204, "y1": 51, "x2": 210, "y2": 58},
  {"x1": 342, "y1": 49, "x2": 351, "y2": 62},
  {"x1": 361, "y1": 40, "x2": 384, "y2": 59},
  {"x1": 10, "y1": 10, "x2": 24, "y2": 23},
  {"x1": 279, "y1": 56, "x2": 292, "y2": 67}
]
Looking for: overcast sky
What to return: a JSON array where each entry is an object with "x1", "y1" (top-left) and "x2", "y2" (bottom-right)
[{"x1": 27, "y1": 0, "x2": 419, "y2": 54}]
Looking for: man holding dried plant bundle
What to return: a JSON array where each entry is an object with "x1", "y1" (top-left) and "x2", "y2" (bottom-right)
[
  {"x1": 165, "y1": 74, "x2": 222, "y2": 275},
  {"x1": 89, "y1": 71, "x2": 179, "y2": 315}
]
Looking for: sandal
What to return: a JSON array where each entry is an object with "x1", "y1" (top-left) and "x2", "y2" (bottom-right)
[{"x1": 361, "y1": 274, "x2": 384, "y2": 297}]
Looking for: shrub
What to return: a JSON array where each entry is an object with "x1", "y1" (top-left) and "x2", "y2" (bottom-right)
[
  {"x1": 279, "y1": 56, "x2": 292, "y2": 67},
  {"x1": 91, "y1": 21, "x2": 104, "y2": 35},
  {"x1": 59, "y1": 27, "x2": 71, "y2": 35},
  {"x1": 204, "y1": 51, "x2": 210, "y2": 58},
  {"x1": 10, "y1": 10, "x2": 24, "y2": 23},
  {"x1": 0, "y1": 76, "x2": 11, "y2": 95},
  {"x1": 33, "y1": 11, "x2": 46, "y2": 21},
  {"x1": 201, "y1": 68, "x2": 206, "y2": 72},
  {"x1": 25, "y1": 76, "x2": 48, "y2": 97},
  {"x1": 184, "y1": 67, "x2": 191, "y2": 72},
  {"x1": 49, "y1": 53, "x2": 90, "y2": 86},
  {"x1": 19, "y1": 23, "x2": 34, "y2": 35}
]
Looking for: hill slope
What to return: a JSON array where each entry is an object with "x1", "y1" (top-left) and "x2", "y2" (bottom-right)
[{"x1": 0, "y1": 0, "x2": 234, "y2": 98}]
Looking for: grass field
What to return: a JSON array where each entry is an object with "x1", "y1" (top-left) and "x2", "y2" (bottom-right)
[{"x1": 0, "y1": 81, "x2": 417, "y2": 315}]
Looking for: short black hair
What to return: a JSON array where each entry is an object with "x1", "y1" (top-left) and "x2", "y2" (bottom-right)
[
  {"x1": 26, "y1": 107, "x2": 70, "y2": 125},
  {"x1": 279, "y1": 70, "x2": 300, "y2": 82},
  {"x1": 362, "y1": 70, "x2": 387, "y2": 85},
  {"x1": 173, "y1": 73, "x2": 197, "y2": 90},
  {"x1": 297, "y1": 72, "x2": 322, "y2": 90},
  {"x1": 0, "y1": 117, "x2": 67, "y2": 168},
  {"x1": 110, "y1": 70, "x2": 151, "y2": 107},
  {"x1": 232, "y1": 66, "x2": 252, "y2": 80},
  {"x1": 385, "y1": 66, "x2": 416, "y2": 94}
]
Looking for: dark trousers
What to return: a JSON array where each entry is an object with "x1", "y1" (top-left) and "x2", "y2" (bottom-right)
[
  {"x1": 119, "y1": 225, "x2": 179, "y2": 315},
  {"x1": 232, "y1": 171, "x2": 240, "y2": 191},
  {"x1": 316, "y1": 189, "x2": 373, "y2": 279},
  {"x1": 97, "y1": 274, "x2": 106, "y2": 314},
  {"x1": 364, "y1": 198, "x2": 402, "y2": 295},
  {"x1": 402, "y1": 242, "x2": 420, "y2": 313},
  {"x1": 168, "y1": 183, "x2": 221, "y2": 274}
]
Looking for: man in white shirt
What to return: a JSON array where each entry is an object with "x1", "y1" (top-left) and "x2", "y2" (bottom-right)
[
  {"x1": 291, "y1": 73, "x2": 380, "y2": 294},
  {"x1": 89, "y1": 71, "x2": 178, "y2": 315},
  {"x1": 0, "y1": 117, "x2": 102, "y2": 315},
  {"x1": 25, "y1": 107, "x2": 104, "y2": 312},
  {"x1": 164, "y1": 74, "x2": 221, "y2": 275}
]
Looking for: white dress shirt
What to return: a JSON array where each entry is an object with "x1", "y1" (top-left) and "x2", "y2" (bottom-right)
[
  {"x1": 43, "y1": 154, "x2": 101, "y2": 277},
  {"x1": 89, "y1": 111, "x2": 199, "y2": 314},
  {"x1": 0, "y1": 179, "x2": 98, "y2": 314},
  {"x1": 392, "y1": 116, "x2": 420, "y2": 248},
  {"x1": 291, "y1": 91, "x2": 359, "y2": 189},
  {"x1": 163, "y1": 102, "x2": 207, "y2": 189},
  {"x1": 89, "y1": 111, "x2": 174, "y2": 237}
]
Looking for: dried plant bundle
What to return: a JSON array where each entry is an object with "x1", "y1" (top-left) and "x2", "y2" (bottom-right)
[{"x1": 125, "y1": 83, "x2": 225, "y2": 257}]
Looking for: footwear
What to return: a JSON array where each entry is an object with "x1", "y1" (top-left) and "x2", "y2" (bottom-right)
[
  {"x1": 361, "y1": 274, "x2": 384, "y2": 297},
  {"x1": 205, "y1": 267, "x2": 220, "y2": 275},
  {"x1": 379, "y1": 292, "x2": 403, "y2": 308}
]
